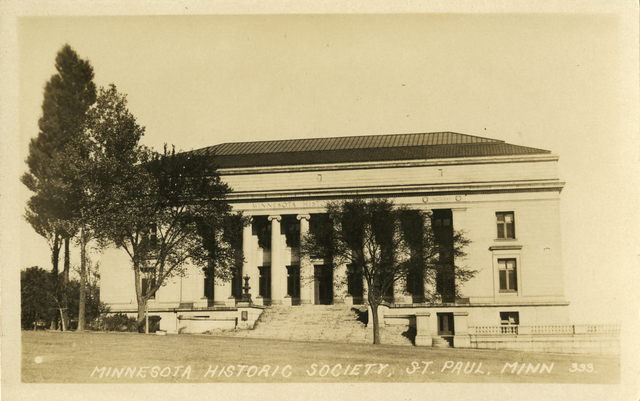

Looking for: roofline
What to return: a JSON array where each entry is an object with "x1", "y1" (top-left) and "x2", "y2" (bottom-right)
[{"x1": 205, "y1": 131, "x2": 506, "y2": 153}]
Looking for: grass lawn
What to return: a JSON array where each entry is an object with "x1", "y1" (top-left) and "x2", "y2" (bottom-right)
[{"x1": 21, "y1": 331, "x2": 619, "y2": 384}]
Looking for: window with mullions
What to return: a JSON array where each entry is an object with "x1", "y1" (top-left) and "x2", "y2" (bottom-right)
[
  {"x1": 498, "y1": 259, "x2": 517, "y2": 292},
  {"x1": 496, "y1": 212, "x2": 515, "y2": 239}
]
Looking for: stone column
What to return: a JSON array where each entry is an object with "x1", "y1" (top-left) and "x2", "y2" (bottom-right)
[
  {"x1": 451, "y1": 208, "x2": 468, "y2": 303},
  {"x1": 268, "y1": 215, "x2": 283, "y2": 305},
  {"x1": 297, "y1": 214, "x2": 312, "y2": 305},
  {"x1": 243, "y1": 217, "x2": 256, "y2": 302},
  {"x1": 422, "y1": 210, "x2": 437, "y2": 303},
  {"x1": 453, "y1": 311, "x2": 471, "y2": 348},
  {"x1": 415, "y1": 312, "x2": 432, "y2": 346},
  {"x1": 332, "y1": 219, "x2": 347, "y2": 304}
]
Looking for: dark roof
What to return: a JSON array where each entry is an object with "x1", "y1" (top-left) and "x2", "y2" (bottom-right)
[{"x1": 190, "y1": 132, "x2": 551, "y2": 169}]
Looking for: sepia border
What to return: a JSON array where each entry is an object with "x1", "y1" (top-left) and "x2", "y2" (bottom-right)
[{"x1": 1, "y1": 1, "x2": 638, "y2": 400}]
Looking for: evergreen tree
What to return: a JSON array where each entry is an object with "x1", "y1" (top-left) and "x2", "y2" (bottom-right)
[{"x1": 21, "y1": 44, "x2": 97, "y2": 330}]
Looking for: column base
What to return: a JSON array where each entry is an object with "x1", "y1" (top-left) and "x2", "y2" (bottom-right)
[
  {"x1": 299, "y1": 299, "x2": 312, "y2": 305},
  {"x1": 270, "y1": 299, "x2": 283, "y2": 306},
  {"x1": 213, "y1": 301, "x2": 226, "y2": 306},
  {"x1": 224, "y1": 297, "x2": 236, "y2": 307},
  {"x1": 332, "y1": 298, "x2": 345, "y2": 305},
  {"x1": 344, "y1": 295, "x2": 353, "y2": 306}
]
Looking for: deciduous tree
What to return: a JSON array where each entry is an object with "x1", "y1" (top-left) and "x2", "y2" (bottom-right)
[
  {"x1": 302, "y1": 198, "x2": 473, "y2": 345},
  {"x1": 99, "y1": 145, "x2": 247, "y2": 323}
]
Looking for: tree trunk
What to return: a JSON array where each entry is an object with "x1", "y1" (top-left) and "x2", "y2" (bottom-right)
[
  {"x1": 369, "y1": 293, "x2": 381, "y2": 345},
  {"x1": 59, "y1": 307, "x2": 67, "y2": 331},
  {"x1": 61, "y1": 237, "x2": 70, "y2": 331},
  {"x1": 137, "y1": 296, "x2": 147, "y2": 325},
  {"x1": 134, "y1": 265, "x2": 146, "y2": 326},
  {"x1": 50, "y1": 234, "x2": 61, "y2": 330},
  {"x1": 78, "y1": 227, "x2": 87, "y2": 331}
]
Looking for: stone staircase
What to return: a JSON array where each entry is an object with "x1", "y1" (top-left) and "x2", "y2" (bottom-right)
[
  {"x1": 208, "y1": 305, "x2": 414, "y2": 346},
  {"x1": 431, "y1": 336, "x2": 453, "y2": 348}
]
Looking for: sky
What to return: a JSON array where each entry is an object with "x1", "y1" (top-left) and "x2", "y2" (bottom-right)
[{"x1": 7, "y1": 9, "x2": 639, "y2": 328}]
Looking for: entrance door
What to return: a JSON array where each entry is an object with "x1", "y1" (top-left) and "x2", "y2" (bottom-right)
[
  {"x1": 437, "y1": 313, "x2": 454, "y2": 335},
  {"x1": 314, "y1": 264, "x2": 333, "y2": 305},
  {"x1": 437, "y1": 313, "x2": 455, "y2": 346}
]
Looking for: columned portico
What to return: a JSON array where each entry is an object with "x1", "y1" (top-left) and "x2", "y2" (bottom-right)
[
  {"x1": 297, "y1": 214, "x2": 312, "y2": 305},
  {"x1": 268, "y1": 215, "x2": 284, "y2": 305}
]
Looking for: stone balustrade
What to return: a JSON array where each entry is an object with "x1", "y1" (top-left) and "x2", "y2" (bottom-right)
[{"x1": 468, "y1": 324, "x2": 620, "y2": 336}]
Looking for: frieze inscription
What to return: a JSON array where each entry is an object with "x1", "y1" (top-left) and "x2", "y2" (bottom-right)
[
  {"x1": 422, "y1": 195, "x2": 462, "y2": 203},
  {"x1": 251, "y1": 200, "x2": 329, "y2": 209}
]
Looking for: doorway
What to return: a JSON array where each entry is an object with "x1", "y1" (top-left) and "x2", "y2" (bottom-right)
[
  {"x1": 314, "y1": 264, "x2": 333, "y2": 305},
  {"x1": 437, "y1": 312, "x2": 455, "y2": 346}
]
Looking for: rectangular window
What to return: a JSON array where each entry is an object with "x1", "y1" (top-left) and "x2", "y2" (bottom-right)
[
  {"x1": 286, "y1": 265, "x2": 300, "y2": 297},
  {"x1": 142, "y1": 277, "x2": 156, "y2": 299},
  {"x1": 498, "y1": 259, "x2": 517, "y2": 292},
  {"x1": 259, "y1": 266, "x2": 271, "y2": 298},
  {"x1": 283, "y1": 216, "x2": 301, "y2": 248},
  {"x1": 346, "y1": 264, "x2": 363, "y2": 298},
  {"x1": 496, "y1": 212, "x2": 515, "y2": 239},
  {"x1": 253, "y1": 217, "x2": 271, "y2": 249},
  {"x1": 500, "y1": 311, "x2": 520, "y2": 325}
]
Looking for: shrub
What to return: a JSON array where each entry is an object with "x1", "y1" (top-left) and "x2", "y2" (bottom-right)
[{"x1": 89, "y1": 313, "x2": 138, "y2": 332}]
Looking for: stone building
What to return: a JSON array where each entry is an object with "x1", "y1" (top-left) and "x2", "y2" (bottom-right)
[{"x1": 101, "y1": 131, "x2": 587, "y2": 349}]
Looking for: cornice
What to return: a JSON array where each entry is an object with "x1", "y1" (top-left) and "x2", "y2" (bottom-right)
[
  {"x1": 225, "y1": 180, "x2": 565, "y2": 203},
  {"x1": 218, "y1": 154, "x2": 560, "y2": 176}
]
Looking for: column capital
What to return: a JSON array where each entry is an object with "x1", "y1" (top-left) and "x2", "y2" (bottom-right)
[
  {"x1": 268, "y1": 215, "x2": 281, "y2": 222},
  {"x1": 296, "y1": 214, "x2": 311, "y2": 221}
]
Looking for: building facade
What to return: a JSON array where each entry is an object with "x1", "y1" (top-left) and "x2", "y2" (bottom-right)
[{"x1": 101, "y1": 132, "x2": 571, "y2": 341}]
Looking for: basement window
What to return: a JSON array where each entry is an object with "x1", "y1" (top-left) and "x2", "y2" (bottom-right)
[{"x1": 500, "y1": 312, "x2": 519, "y2": 325}]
